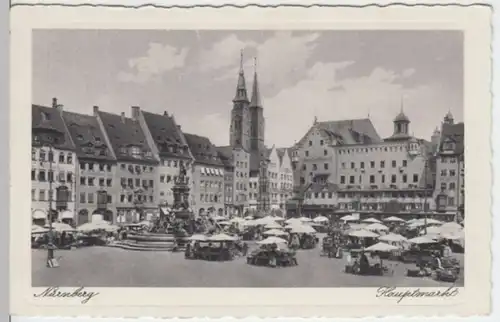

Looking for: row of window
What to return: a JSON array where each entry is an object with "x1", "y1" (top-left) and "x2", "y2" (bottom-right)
[
  {"x1": 80, "y1": 162, "x2": 112, "y2": 172},
  {"x1": 338, "y1": 144, "x2": 416, "y2": 155},
  {"x1": 31, "y1": 189, "x2": 73, "y2": 202},
  {"x1": 119, "y1": 163, "x2": 155, "y2": 174},
  {"x1": 339, "y1": 173, "x2": 420, "y2": 185},
  {"x1": 338, "y1": 202, "x2": 429, "y2": 210},
  {"x1": 200, "y1": 180, "x2": 223, "y2": 190},
  {"x1": 79, "y1": 176, "x2": 113, "y2": 187},
  {"x1": 160, "y1": 175, "x2": 189, "y2": 184},
  {"x1": 235, "y1": 161, "x2": 248, "y2": 168},
  {"x1": 32, "y1": 169, "x2": 74, "y2": 183},
  {"x1": 118, "y1": 194, "x2": 154, "y2": 204},
  {"x1": 32, "y1": 149, "x2": 73, "y2": 164},
  {"x1": 342, "y1": 160, "x2": 408, "y2": 170},
  {"x1": 199, "y1": 193, "x2": 222, "y2": 203},
  {"x1": 441, "y1": 182, "x2": 457, "y2": 191},
  {"x1": 120, "y1": 178, "x2": 154, "y2": 189},
  {"x1": 306, "y1": 190, "x2": 433, "y2": 200},
  {"x1": 160, "y1": 158, "x2": 188, "y2": 167},
  {"x1": 440, "y1": 169, "x2": 457, "y2": 176},
  {"x1": 440, "y1": 156, "x2": 458, "y2": 164},
  {"x1": 80, "y1": 192, "x2": 112, "y2": 204},
  {"x1": 235, "y1": 171, "x2": 248, "y2": 178},
  {"x1": 302, "y1": 149, "x2": 329, "y2": 158}
]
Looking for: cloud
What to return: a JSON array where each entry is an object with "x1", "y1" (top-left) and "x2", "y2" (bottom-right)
[
  {"x1": 401, "y1": 68, "x2": 416, "y2": 78},
  {"x1": 204, "y1": 32, "x2": 320, "y2": 88},
  {"x1": 177, "y1": 112, "x2": 231, "y2": 146},
  {"x1": 197, "y1": 34, "x2": 256, "y2": 72},
  {"x1": 118, "y1": 43, "x2": 189, "y2": 83},
  {"x1": 263, "y1": 63, "x2": 453, "y2": 147}
]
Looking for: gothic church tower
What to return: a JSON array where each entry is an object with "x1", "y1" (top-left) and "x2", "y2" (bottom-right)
[
  {"x1": 249, "y1": 57, "x2": 265, "y2": 152},
  {"x1": 229, "y1": 51, "x2": 251, "y2": 150}
]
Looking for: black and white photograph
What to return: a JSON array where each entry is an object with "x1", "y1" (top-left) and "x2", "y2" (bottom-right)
[{"x1": 29, "y1": 29, "x2": 467, "y2": 288}]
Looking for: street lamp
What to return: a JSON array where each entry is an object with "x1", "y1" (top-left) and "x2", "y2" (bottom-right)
[{"x1": 33, "y1": 122, "x2": 65, "y2": 268}]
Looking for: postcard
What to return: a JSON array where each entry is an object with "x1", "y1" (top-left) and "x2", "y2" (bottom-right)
[{"x1": 10, "y1": 2, "x2": 492, "y2": 318}]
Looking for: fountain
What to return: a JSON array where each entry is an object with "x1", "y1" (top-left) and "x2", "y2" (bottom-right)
[{"x1": 111, "y1": 163, "x2": 195, "y2": 251}]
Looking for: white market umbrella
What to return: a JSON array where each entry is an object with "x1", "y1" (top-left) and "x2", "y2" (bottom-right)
[
  {"x1": 45, "y1": 222, "x2": 76, "y2": 232},
  {"x1": 348, "y1": 229, "x2": 379, "y2": 238},
  {"x1": 440, "y1": 222, "x2": 463, "y2": 231},
  {"x1": 189, "y1": 234, "x2": 208, "y2": 241},
  {"x1": 440, "y1": 229, "x2": 465, "y2": 240},
  {"x1": 383, "y1": 216, "x2": 405, "y2": 223},
  {"x1": 272, "y1": 216, "x2": 285, "y2": 222},
  {"x1": 32, "y1": 225, "x2": 49, "y2": 234},
  {"x1": 298, "y1": 216, "x2": 312, "y2": 223},
  {"x1": 254, "y1": 216, "x2": 277, "y2": 226},
  {"x1": 138, "y1": 220, "x2": 152, "y2": 226},
  {"x1": 285, "y1": 218, "x2": 302, "y2": 224},
  {"x1": 362, "y1": 218, "x2": 382, "y2": 224},
  {"x1": 290, "y1": 224, "x2": 316, "y2": 234},
  {"x1": 244, "y1": 215, "x2": 254, "y2": 220},
  {"x1": 229, "y1": 217, "x2": 245, "y2": 224},
  {"x1": 211, "y1": 215, "x2": 226, "y2": 221},
  {"x1": 340, "y1": 215, "x2": 357, "y2": 222},
  {"x1": 313, "y1": 216, "x2": 329, "y2": 223},
  {"x1": 379, "y1": 233, "x2": 407, "y2": 243},
  {"x1": 420, "y1": 226, "x2": 442, "y2": 236},
  {"x1": 257, "y1": 236, "x2": 288, "y2": 245},
  {"x1": 263, "y1": 229, "x2": 288, "y2": 237},
  {"x1": 365, "y1": 242, "x2": 400, "y2": 252},
  {"x1": 408, "y1": 235, "x2": 438, "y2": 244},
  {"x1": 77, "y1": 221, "x2": 117, "y2": 232},
  {"x1": 242, "y1": 220, "x2": 258, "y2": 227},
  {"x1": 208, "y1": 233, "x2": 237, "y2": 241},
  {"x1": 365, "y1": 223, "x2": 389, "y2": 231},
  {"x1": 218, "y1": 221, "x2": 231, "y2": 226},
  {"x1": 264, "y1": 221, "x2": 282, "y2": 230}
]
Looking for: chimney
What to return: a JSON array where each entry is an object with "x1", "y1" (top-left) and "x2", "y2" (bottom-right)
[
  {"x1": 177, "y1": 125, "x2": 181, "y2": 130},
  {"x1": 93, "y1": 106, "x2": 99, "y2": 116},
  {"x1": 131, "y1": 106, "x2": 140, "y2": 121},
  {"x1": 120, "y1": 112, "x2": 126, "y2": 123},
  {"x1": 52, "y1": 97, "x2": 58, "y2": 108},
  {"x1": 163, "y1": 111, "x2": 168, "y2": 116}
]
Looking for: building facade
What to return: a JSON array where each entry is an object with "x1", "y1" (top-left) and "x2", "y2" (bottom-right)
[
  {"x1": 433, "y1": 112, "x2": 464, "y2": 218},
  {"x1": 96, "y1": 108, "x2": 159, "y2": 223},
  {"x1": 62, "y1": 110, "x2": 117, "y2": 224},
  {"x1": 135, "y1": 107, "x2": 194, "y2": 210},
  {"x1": 31, "y1": 102, "x2": 77, "y2": 225},
  {"x1": 293, "y1": 110, "x2": 448, "y2": 220},
  {"x1": 185, "y1": 133, "x2": 225, "y2": 216}
]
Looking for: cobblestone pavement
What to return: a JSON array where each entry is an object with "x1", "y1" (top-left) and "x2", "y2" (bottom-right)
[{"x1": 32, "y1": 246, "x2": 463, "y2": 288}]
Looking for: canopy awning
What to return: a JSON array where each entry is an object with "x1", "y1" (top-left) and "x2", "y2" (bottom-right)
[
  {"x1": 32, "y1": 209, "x2": 47, "y2": 220},
  {"x1": 200, "y1": 167, "x2": 206, "y2": 175},
  {"x1": 60, "y1": 210, "x2": 74, "y2": 219}
]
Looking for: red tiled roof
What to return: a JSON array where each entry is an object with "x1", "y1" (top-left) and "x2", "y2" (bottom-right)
[
  {"x1": 32, "y1": 104, "x2": 75, "y2": 151},
  {"x1": 184, "y1": 133, "x2": 224, "y2": 167},
  {"x1": 142, "y1": 111, "x2": 191, "y2": 160},
  {"x1": 62, "y1": 111, "x2": 115, "y2": 161},
  {"x1": 98, "y1": 111, "x2": 157, "y2": 164}
]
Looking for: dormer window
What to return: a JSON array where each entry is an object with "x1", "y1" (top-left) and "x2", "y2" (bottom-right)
[
  {"x1": 443, "y1": 140, "x2": 456, "y2": 151},
  {"x1": 130, "y1": 146, "x2": 142, "y2": 158}
]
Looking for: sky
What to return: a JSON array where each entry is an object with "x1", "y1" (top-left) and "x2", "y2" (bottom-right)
[{"x1": 33, "y1": 30, "x2": 463, "y2": 147}]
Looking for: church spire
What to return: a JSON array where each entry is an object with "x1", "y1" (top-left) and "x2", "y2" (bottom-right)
[
  {"x1": 249, "y1": 56, "x2": 262, "y2": 108},
  {"x1": 233, "y1": 49, "x2": 248, "y2": 102}
]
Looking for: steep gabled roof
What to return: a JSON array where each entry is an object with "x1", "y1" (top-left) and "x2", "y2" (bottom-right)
[
  {"x1": 276, "y1": 147, "x2": 293, "y2": 165},
  {"x1": 142, "y1": 111, "x2": 191, "y2": 160},
  {"x1": 439, "y1": 122, "x2": 464, "y2": 155},
  {"x1": 215, "y1": 146, "x2": 234, "y2": 168},
  {"x1": 184, "y1": 133, "x2": 224, "y2": 167},
  {"x1": 306, "y1": 182, "x2": 340, "y2": 194},
  {"x1": 32, "y1": 104, "x2": 75, "y2": 151},
  {"x1": 98, "y1": 111, "x2": 157, "y2": 164},
  {"x1": 317, "y1": 119, "x2": 382, "y2": 145},
  {"x1": 62, "y1": 111, "x2": 115, "y2": 161}
]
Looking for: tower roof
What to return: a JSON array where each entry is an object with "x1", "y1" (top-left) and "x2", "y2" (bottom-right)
[
  {"x1": 249, "y1": 57, "x2": 262, "y2": 108},
  {"x1": 445, "y1": 110, "x2": 454, "y2": 120},
  {"x1": 394, "y1": 111, "x2": 410, "y2": 123},
  {"x1": 233, "y1": 50, "x2": 248, "y2": 102}
]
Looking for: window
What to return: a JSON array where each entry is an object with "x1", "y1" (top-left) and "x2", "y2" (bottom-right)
[
  {"x1": 39, "y1": 150, "x2": 46, "y2": 161},
  {"x1": 341, "y1": 162, "x2": 346, "y2": 169},
  {"x1": 380, "y1": 161, "x2": 385, "y2": 168},
  {"x1": 402, "y1": 174, "x2": 407, "y2": 183},
  {"x1": 99, "y1": 164, "x2": 105, "y2": 172},
  {"x1": 314, "y1": 192, "x2": 319, "y2": 198},
  {"x1": 48, "y1": 151, "x2": 54, "y2": 162},
  {"x1": 441, "y1": 169, "x2": 447, "y2": 176},
  {"x1": 402, "y1": 160, "x2": 407, "y2": 167},
  {"x1": 449, "y1": 182, "x2": 456, "y2": 190},
  {"x1": 449, "y1": 170, "x2": 456, "y2": 176},
  {"x1": 127, "y1": 195, "x2": 133, "y2": 203},
  {"x1": 135, "y1": 178, "x2": 140, "y2": 187},
  {"x1": 349, "y1": 176, "x2": 355, "y2": 184},
  {"x1": 450, "y1": 157, "x2": 457, "y2": 164},
  {"x1": 31, "y1": 189, "x2": 36, "y2": 201},
  {"x1": 31, "y1": 149, "x2": 36, "y2": 160},
  {"x1": 392, "y1": 160, "x2": 397, "y2": 168},
  {"x1": 447, "y1": 197, "x2": 455, "y2": 206},
  {"x1": 360, "y1": 162, "x2": 365, "y2": 169},
  {"x1": 80, "y1": 176, "x2": 86, "y2": 185},
  {"x1": 300, "y1": 177, "x2": 305, "y2": 184},
  {"x1": 79, "y1": 192, "x2": 86, "y2": 203},
  {"x1": 88, "y1": 177, "x2": 95, "y2": 186},
  {"x1": 67, "y1": 173, "x2": 73, "y2": 183},
  {"x1": 120, "y1": 194, "x2": 125, "y2": 203},
  {"x1": 48, "y1": 190, "x2": 53, "y2": 202},
  {"x1": 305, "y1": 151, "x2": 309, "y2": 157},
  {"x1": 309, "y1": 140, "x2": 312, "y2": 146},
  {"x1": 413, "y1": 174, "x2": 419, "y2": 183},
  {"x1": 160, "y1": 175, "x2": 165, "y2": 183},
  {"x1": 31, "y1": 169, "x2": 36, "y2": 181},
  {"x1": 107, "y1": 195, "x2": 112, "y2": 203},
  {"x1": 351, "y1": 162, "x2": 355, "y2": 169},
  {"x1": 173, "y1": 161, "x2": 178, "y2": 167},
  {"x1": 381, "y1": 175, "x2": 385, "y2": 183},
  {"x1": 369, "y1": 175, "x2": 375, "y2": 184},
  {"x1": 88, "y1": 192, "x2": 94, "y2": 204},
  {"x1": 39, "y1": 190, "x2": 46, "y2": 201},
  {"x1": 370, "y1": 161, "x2": 375, "y2": 168},
  {"x1": 302, "y1": 164, "x2": 306, "y2": 171},
  {"x1": 67, "y1": 154, "x2": 73, "y2": 164},
  {"x1": 58, "y1": 171, "x2": 65, "y2": 182},
  {"x1": 323, "y1": 150, "x2": 327, "y2": 156},
  {"x1": 149, "y1": 180, "x2": 154, "y2": 188},
  {"x1": 328, "y1": 192, "x2": 333, "y2": 198},
  {"x1": 48, "y1": 170, "x2": 54, "y2": 182},
  {"x1": 313, "y1": 164, "x2": 318, "y2": 171},
  {"x1": 88, "y1": 163, "x2": 94, "y2": 171},
  {"x1": 324, "y1": 163, "x2": 329, "y2": 170},
  {"x1": 391, "y1": 175, "x2": 397, "y2": 183},
  {"x1": 340, "y1": 176, "x2": 346, "y2": 184},
  {"x1": 167, "y1": 175, "x2": 172, "y2": 183},
  {"x1": 80, "y1": 162, "x2": 86, "y2": 170},
  {"x1": 107, "y1": 179, "x2": 112, "y2": 187},
  {"x1": 58, "y1": 152, "x2": 65, "y2": 163},
  {"x1": 99, "y1": 178, "x2": 105, "y2": 187},
  {"x1": 320, "y1": 140, "x2": 324, "y2": 146}
]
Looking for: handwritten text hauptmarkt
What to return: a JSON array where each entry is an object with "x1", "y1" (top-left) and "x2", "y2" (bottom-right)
[{"x1": 376, "y1": 286, "x2": 459, "y2": 303}]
